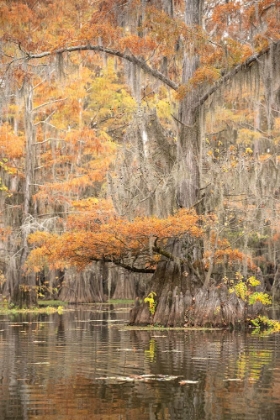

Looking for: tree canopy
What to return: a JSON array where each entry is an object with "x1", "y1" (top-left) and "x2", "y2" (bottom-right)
[{"x1": 1, "y1": 0, "x2": 280, "y2": 319}]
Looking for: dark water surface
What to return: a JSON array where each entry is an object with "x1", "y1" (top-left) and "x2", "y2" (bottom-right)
[{"x1": 0, "y1": 304, "x2": 280, "y2": 420}]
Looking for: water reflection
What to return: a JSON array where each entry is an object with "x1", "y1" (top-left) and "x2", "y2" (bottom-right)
[{"x1": 0, "y1": 304, "x2": 279, "y2": 419}]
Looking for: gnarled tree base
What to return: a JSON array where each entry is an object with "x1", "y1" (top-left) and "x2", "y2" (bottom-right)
[{"x1": 129, "y1": 261, "x2": 266, "y2": 329}]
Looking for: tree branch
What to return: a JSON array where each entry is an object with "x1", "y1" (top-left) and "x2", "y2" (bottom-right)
[
  {"x1": 195, "y1": 42, "x2": 277, "y2": 109},
  {"x1": 25, "y1": 45, "x2": 179, "y2": 91},
  {"x1": 90, "y1": 256, "x2": 156, "y2": 273},
  {"x1": 32, "y1": 97, "x2": 67, "y2": 112},
  {"x1": 22, "y1": 40, "x2": 280, "y2": 107}
]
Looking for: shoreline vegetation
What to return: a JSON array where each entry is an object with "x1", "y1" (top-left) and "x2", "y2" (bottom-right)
[
  {"x1": 0, "y1": 300, "x2": 68, "y2": 315},
  {"x1": 0, "y1": 299, "x2": 279, "y2": 335},
  {"x1": 0, "y1": 299, "x2": 136, "y2": 315}
]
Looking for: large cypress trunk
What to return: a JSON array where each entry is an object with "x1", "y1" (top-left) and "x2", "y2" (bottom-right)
[
  {"x1": 130, "y1": 274, "x2": 266, "y2": 328},
  {"x1": 129, "y1": 232, "x2": 266, "y2": 327},
  {"x1": 128, "y1": 0, "x2": 268, "y2": 328},
  {"x1": 130, "y1": 0, "x2": 203, "y2": 326},
  {"x1": 130, "y1": 240, "x2": 194, "y2": 326}
]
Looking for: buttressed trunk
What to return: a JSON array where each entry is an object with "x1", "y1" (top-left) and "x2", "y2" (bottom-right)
[{"x1": 130, "y1": 0, "x2": 205, "y2": 326}]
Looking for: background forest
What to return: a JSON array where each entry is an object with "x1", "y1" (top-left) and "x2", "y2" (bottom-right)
[{"x1": 0, "y1": 0, "x2": 280, "y2": 327}]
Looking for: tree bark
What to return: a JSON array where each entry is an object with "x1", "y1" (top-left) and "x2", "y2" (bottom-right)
[
  {"x1": 59, "y1": 262, "x2": 106, "y2": 304},
  {"x1": 10, "y1": 81, "x2": 37, "y2": 308}
]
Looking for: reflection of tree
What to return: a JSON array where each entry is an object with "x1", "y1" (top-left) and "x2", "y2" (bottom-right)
[
  {"x1": 130, "y1": 330, "x2": 280, "y2": 419},
  {"x1": 0, "y1": 311, "x2": 280, "y2": 419}
]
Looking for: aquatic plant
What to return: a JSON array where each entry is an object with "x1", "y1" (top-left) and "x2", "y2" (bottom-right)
[{"x1": 144, "y1": 292, "x2": 157, "y2": 315}]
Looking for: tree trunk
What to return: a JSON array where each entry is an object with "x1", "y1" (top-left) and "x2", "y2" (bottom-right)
[
  {"x1": 59, "y1": 262, "x2": 106, "y2": 303},
  {"x1": 9, "y1": 81, "x2": 38, "y2": 308},
  {"x1": 176, "y1": 0, "x2": 203, "y2": 209},
  {"x1": 129, "y1": 251, "x2": 265, "y2": 328},
  {"x1": 110, "y1": 265, "x2": 150, "y2": 300},
  {"x1": 129, "y1": 0, "x2": 204, "y2": 325},
  {"x1": 129, "y1": 0, "x2": 267, "y2": 328}
]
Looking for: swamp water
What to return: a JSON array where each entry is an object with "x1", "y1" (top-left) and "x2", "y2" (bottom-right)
[{"x1": 0, "y1": 304, "x2": 280, "y2": 420}]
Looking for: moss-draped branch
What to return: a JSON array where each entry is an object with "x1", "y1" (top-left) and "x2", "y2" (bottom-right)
[{"x1": 20, "y1": 41, "x2": 280, "y2": 108}]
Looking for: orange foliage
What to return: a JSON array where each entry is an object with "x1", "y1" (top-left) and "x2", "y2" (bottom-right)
[
  {"x1": 0, "y1": 124, "x2": 24, "y2": 181},
  {"x1": 0, "y1": 123, "x2": 24, "y2": 160},
  {"x1": 190, "y1": 66, "x2": 220, "y2": 88},
  {"x1": 0, "y1": 226, "x2": 12, "y2": 241},
  {"x1": 1, "y1": 0, "x2": 278, "y2": 283},
  {"x1": 119, "y1": 35, "x2": 157, "y2": 55},
  {"x1": 26, "y1": 204, "x2": 203, "y2": 271},
  {"x1": 214, "y1": 248, "x2": 256, "y2": 270}
]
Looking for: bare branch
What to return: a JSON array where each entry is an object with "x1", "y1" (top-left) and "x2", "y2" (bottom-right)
[
  {"x1": 90, "y1": 256, "x2": 155, "y2": 273},
  {"x1": 32, "y1": 97, "x2": 67, "y2": 112},
  {"x1": 25, "y1": 45, "x2": 179, "y2": 91}
]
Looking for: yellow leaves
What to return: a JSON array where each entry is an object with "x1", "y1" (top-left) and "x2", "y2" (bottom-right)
[
  {"x1": 227, "y1": 274, "x2": 271, "y2": 307},
  {"x1": 231, "y1": 281, "x2": 247, "y2": 301},
  {"x1": 251, "y1": 316, "x2": 280, "y2": 334},
  {"x1": 142, "y1": 86, "x2": 174, "y2": 128},
  {"x1": 7, "y1": 104, "x2": 21, "y2": 117},
  {"x1": 247, "y1": 276, "x2": 261, "y2": 287},
  {"x1": 237, "y1": 128, "x2": 262, "y2": 146},
  {"x1": 144, "y1": 292, "x2": 157, "y2": 315},
  {"x1": 86, "y1": 60, "x2": 136, "y2": 133},
  {"x1": 0, "y1": 177, "x2": 8, "y2": 192}
]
